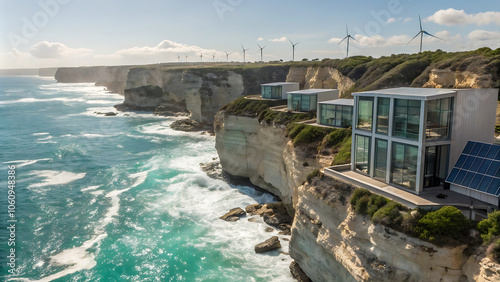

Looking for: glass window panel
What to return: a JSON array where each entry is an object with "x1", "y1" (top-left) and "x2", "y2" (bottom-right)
[
  {"x1": 426, "y1": 98, "x2": 452, "y2": 140},
  {"x1": 355, "y1": 135, "x2": 370, "y2": 174},
  {"x1": 454, "y1": 170, "x2": 466, "y2": 184},
  {"x1": 376, "y1": 97, "x2": 390, "y2": 135},
  {"x1": 469, "y1": 174, "x2": 483, "y2": 189},
  {"x1": 391, "y1": 142, "x2": 418, "y2": 191},
  {"x1": 478, "y1": 176, "x2": 493, "y2": 192},
  {"x1": 393, "y1": 99, "x2": 421, "y2": 141},
  {"x1": 479, "y1": 144, "x2": 492, "y2": 158},
  {"x1": 374, "y1": 139, "x2": 388, "y2": 179},
  {"x1": 487, "y1": 161, "x2": 500, "y2": 176},
  {"x1": 462, "y1": 156, "x2": 476, "y2": 170},
  {"x1": 463, "y1": 142, "x2": 475, "y2": 154},
  {"x1": 357, "y1": 97, "x2": 373, "y2": 131},
  {"x1": 447, "y1": 168, "x2": 459, "y2": 182},
  {"x1": 342, "y1": 106, "x2": 353, "y2": 128}
]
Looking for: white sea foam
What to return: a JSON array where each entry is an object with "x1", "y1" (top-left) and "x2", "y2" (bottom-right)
[
  {"x1": 0, "y1": 97, "x2": 86, "y2": 105},
  {"x1": 37, "y1": 135, "x2": 53, "y2": 141},
  {"x1": 32, "y1": 132, "x2": 50, "y2": 136},
  {"x1": 4, "y1": 158, "x2": 51, "y2": 168},
  {"x1": 28, "y1": 170, "x2": 86, "y2": 188},
  {"x1": 35, "y1": 169, "x2": 151, "y2": 281},
  {"x1": 81, "y1": 185, "x2": 100, "y2": 192}
]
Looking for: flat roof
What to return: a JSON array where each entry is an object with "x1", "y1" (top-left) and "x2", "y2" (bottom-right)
[
  {"x1": 288, "y1": 89, "x2": 337, "y2": 95},
  {"x1": 261, "y1": 82, "x2": 299, "y2": 86},
  {"x1": 352, "y1": 87, "x2": 456, "y2": 99},
  {"x1": 319, "y1": 99, "x2": 354, "y2": 106}
]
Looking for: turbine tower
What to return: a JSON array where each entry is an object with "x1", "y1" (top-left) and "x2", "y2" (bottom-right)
[
  {"x1": 225, "y1": 51, "x2": 229, "y2": 62},
  {"x1": 241, "y1": 44, "x2": 249, "y2": 62},
  {"x1": 338, "y1": 25, "x2": 357, "y2": 58},
  {"x1": 212, "y1": 54, "x2": 216, "y2": 62},
  {"x1": 200, "y1": 54, "x2": 203, "y2": 62},
  {"x1": 257, "y1": 44, "x2": 266, "y2": 62},
  {"x1": 289, "y1": 40, "x2": 299, "y2": 61},
  {"x1": 408, "y1": 15, "x2": 441, "y2": 53},
  {"x1": 185, "y1": 55, "x2": 188, "y2": 62}
]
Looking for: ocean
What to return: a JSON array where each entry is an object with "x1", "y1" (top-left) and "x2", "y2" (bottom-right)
[{"x1": 0, "y1": 76, "x2": 293, "y2": 281}]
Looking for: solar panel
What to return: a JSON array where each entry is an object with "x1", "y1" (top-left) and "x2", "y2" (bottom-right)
[{"x1": 446, "y1": 141, "x2": 500, "y2": 196}]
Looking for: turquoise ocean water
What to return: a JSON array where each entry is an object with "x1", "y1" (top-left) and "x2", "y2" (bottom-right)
[{"x1": 0, "y1": 76, "x2": 293, "y2": 281}]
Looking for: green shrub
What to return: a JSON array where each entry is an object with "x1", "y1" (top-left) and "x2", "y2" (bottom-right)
[
  {"x1": 367, "y1": 195, "x2": 389, "y2": 218},
  {"x1": 415, "y1": 206, "x2": 471, "y2": 245},
  {"x1": 291, "y1": 125, "x2": 334, "y2": 146},
  {"x1": 477, "y1": 210, "x2": 500, "y2": 244},
  {"x1": 306, "y1": 169, "x2": 321, "y2": 183},
  {"x1": 355, "y1": 195, "x2": 371, "y2": 215},
  {"x1": 331, "y1": 138, "x2": 351, "y2": 165},
  {"x1": 372, "y1": 201, "x2": 405, "y2": 226},
  {"x1": 324, "y1": 128, "x2": 352, "y2": 148},
  {"x1": 350, "y1": 188, "x2": 372, "y2": 207}
]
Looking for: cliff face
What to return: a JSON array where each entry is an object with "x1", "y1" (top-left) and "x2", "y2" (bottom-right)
[
  {"x1": 290, "y1": 177, "x2": 474, "y2": 282},
  {"x1": 214, "y1": 113, "x2": 322, "y2": 212},
  {"x1": 55, "y1": 66, "x2": 131, "y2": 93},
  {"x1": 286, "y1": 66, "x2": 355, "y2": 96}
]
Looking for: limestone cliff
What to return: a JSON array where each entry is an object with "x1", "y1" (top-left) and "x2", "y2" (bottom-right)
[
  {"x1": 286, "y1": 66, "x2": 355, "y2": 97},
  {"x1": 55, "y1": 66, "x2": 131, "y2": 93},
  {"x1": 214, "y1": 113, "x2": 322, "y2": 213},
  {"x1": 289, "y1": 177, "x2": 482, "y2": 282}
]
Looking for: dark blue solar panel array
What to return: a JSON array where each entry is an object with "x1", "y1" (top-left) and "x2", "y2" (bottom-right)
[{"x1": 446, "y1": 141, "x2": 500, "y2": 196}]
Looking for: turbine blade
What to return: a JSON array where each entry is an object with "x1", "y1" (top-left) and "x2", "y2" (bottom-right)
[
  {"x1": 257, "y1": 43, "x2": 262, "y2": 49},
  {"x1": 407, "y1": 32, "x2": 421, "y2": 44},
  {"x1": 346, "y1": 24, "x2": 349, "y2": 36},
  {"x1": 350, "y1": 35, "x2": 358, "y2": 42},
  {"x1": 338, "y1": 36, "x2": 348, "y2": 45},
  {"x1": 423, "y1": 31, "x2": 443, "y2": 40},
  {"x1": 295, "y1": 42, "x2": 300, "y2": 46},
  {"x1": 419, "y1": 15, "x2": 422, "y2": 31}
]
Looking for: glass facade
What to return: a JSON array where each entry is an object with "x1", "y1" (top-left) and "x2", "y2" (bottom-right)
[
  {"x1": 261, "y1": 85, "x2": 282, "y2": 99},
  {"x1": 376, "y1": 97, "x2": 390, "y2": 135},
  {"x1": 393, "y1": 99, "x2": 421, "y2": 141},
  {"x1": 355, "y1": 135, "x2": 370, "y2": 174},
  {"x1": 391, "y1": 142, "x2": 418, "y2": 191},
  {"x1": 357, "y1": 97, "x2": 374, "y2": 131},
  {"x1": 424, "y1": 145, "x2": 449, "y2": 188},
  {"x1": 319, "y1": 104, "x2": 353, "y2": 127},
  {"x1": 426, "y1": 98, "x2": 452, "y2": 140},
  {"x1": 288, "y1": 94, "x2": 318, "y2": 112},
  {"x1": 374, "y1": 139, "x2": 388, "y2": 179}
]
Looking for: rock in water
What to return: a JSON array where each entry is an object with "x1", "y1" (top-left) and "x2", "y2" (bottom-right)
[
  {"x1": 200, "y1": 161, "x2": 223, "y2": 179},
  {"x1": 169, "y1": 118, "x2": 203, "y2": 132},
  {"x1": 289, "y1": 261, "x2": 311, "y2": 282},
  {"x1": 245, "y1": 204, "x2": 262, "y2": 215},
  {"x1": 254, "y1": 236, "x2": 281, "y2": 253},
  {"x1": 220, "y1": 208, "x2": 246, "y2": 221}
]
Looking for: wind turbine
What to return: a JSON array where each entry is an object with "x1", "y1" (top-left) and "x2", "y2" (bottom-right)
[
  {"x1": 257, "y1": 44, "x2": 266, "y2": 62},
  {"x1": 289, "y1": 40, "x2": 299, "y2": 61},
  {"x1": 185, "y1": 55, "x2": 188, "y2": 62},
  {"x1": 200, "y1": 54, "x2": 203, "y2": 62},
  {"x1": 241, "y1": 44, "x2": 249, "y2": 62},
  {"x1": 177, "y1": 55, "x2": 180, "y2": 62},
  {"x1": 408, "y1": 15, "x2": 442, "y2": 53},
  {"x1": 338, "y1": 25, "x2": 357, "y2": 58},
  {"x1": 225, "y1": 51, "x2": 229, "y2": 62},
  {"x1": 212, "y1": 54, "x2": 216, "y2": 62}
]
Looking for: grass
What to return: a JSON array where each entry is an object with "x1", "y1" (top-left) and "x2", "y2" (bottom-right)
[{"x1": 221, "y1": 97, "x2": 286, "y2": 117}]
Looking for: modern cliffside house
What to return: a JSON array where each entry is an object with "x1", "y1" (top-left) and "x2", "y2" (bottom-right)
[
  {"x1": 317, "y1": 99, "x2": 354, "y2": 128},
  {"x1": 349, "y1": 87, "x2": 498, "y2": 201},
  {"x1": 261, "y1": 82, "x2": 299, "y2": 99},
  {"x1": 287, "y1": 89, "x2": 339, "y2": 112}
]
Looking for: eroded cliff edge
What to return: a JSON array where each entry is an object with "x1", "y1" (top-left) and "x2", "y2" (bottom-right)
[{"x1": 214, "y1": 107, "x2": 500, "y2": 282}]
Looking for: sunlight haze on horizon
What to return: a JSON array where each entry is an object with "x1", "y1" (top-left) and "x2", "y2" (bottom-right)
[{"x1": 1, "y1": 0, "x2": 500, "y2": 69}]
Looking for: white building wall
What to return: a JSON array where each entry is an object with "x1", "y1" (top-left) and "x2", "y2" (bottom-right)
[
  {"x1": 280, "y1": 83, "x2": 299, "y2": 99},
  {"x1": 317, "y1": 90, "x2": 339, "y2": 102},
  {"x1": 449, "y1": 89, "x2": 497, "y2": 173}
]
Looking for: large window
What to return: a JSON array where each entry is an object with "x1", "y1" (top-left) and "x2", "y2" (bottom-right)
[
  {"x1": 376, "y1": 97, "x2": 390, "y2": 135},
  {"x1": 426, "y1": 98, "x2": 452, "y2": 140},
  {"x1": 393, "y1": 99, "x2": 421, "y2": 141},
  {"x1": 355, "y1": 135, "x2": 371, "y2": 174},
  {"x1": 261, "y1": 86, "x2": 282, "y2": 99},
  {"x1": 288, "y1": 94, "x2": 317, "y2": 112},
  {"x1": 391, "y1": 142, "x2": 419, "y2": 191},
  {"x1": 356, "y1": 97, "x2": 374, "y2": 131},
  {"x1": 319, "y1": 104, "x2": 353, "y2": 127},
  {"x1": 374, "y1": 139, "x2": 388, "y2": 179}
]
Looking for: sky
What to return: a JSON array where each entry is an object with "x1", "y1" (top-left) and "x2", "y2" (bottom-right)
[{"x1": 1, "y1": 0, "x2": 500, "y2": 69}]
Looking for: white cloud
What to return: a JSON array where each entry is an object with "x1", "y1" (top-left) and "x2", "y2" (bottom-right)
[
  {"x1": 327, "y1": 37, "x2": 343, "y2": 44},
  {"x1": 354, "y1": 34, "x2": 411, "y2": 47},
  {"x1": 387, "y1": 17, "x2": 402, "y2": 24},
  {"x1": 468, "y1": 30, "x2": 500, "y2": 41},
  {"x1": 257, "y1": 37, "x2": 264, "y2": 41},
  {"x1": 426, "y1": 9, "x2": 500, "y2": 26},
  {"x1": 269, "y1": 36, "x2": 287, "y2": 42},
  {"x1": 404, "y1": 17, "x2": 412, "y2": 23},
  {"x1": 29, "y1": 41, "x2": 92, "y2": 59}
]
